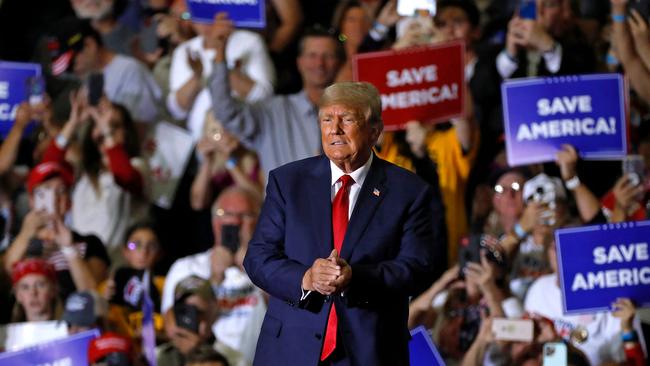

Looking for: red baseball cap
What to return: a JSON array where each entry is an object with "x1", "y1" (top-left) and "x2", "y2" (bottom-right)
[
  {"x1": 11, "y1": 258, "x2": 57, "y2": 285},
  {"x1": 88, "y1": 333, "x2": 132, "y2": 364},
  {"x1": 26, "y1": 161, "x2": 74, "y2": 193}
]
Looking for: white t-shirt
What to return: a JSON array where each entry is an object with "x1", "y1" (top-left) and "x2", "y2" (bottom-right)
[
  {"x1": 104, "y1": 54, "x2": 162, "y2": 123},
  {"x1": 524, "y1": 273, "x2": 645, "y2": 365},
  {"x1": 71, "y1": 172, "x2": 131, "y2": 257},
  {"x1": 167, "y1": 32, "x2": 275, "y2": 141},
  {"x1": 162, "y1": 249, "x2": 266, "y2": 364}
]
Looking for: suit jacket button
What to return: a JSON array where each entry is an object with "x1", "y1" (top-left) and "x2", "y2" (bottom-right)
[
  {"x1": 287, "y1": 300, "x2": 295, "y2": 306},
  {"x1": 315, "y1": 333, "x2": 322, "y2": 340}
]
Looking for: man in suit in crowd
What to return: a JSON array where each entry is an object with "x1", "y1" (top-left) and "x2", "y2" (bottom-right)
[{"x1": 243, "y1": 82, "x2": 445, "y2": 365}]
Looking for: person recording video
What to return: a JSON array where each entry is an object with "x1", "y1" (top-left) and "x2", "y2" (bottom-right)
[{"x1": 157, "y1": 275, "x2": 243, "y2": 366}]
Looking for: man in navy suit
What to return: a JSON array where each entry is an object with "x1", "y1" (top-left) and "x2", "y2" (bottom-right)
[{"x1": 243, "y1": 82, "x2": 444, "y2": 365}]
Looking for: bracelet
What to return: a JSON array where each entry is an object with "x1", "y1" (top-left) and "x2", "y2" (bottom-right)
[
  {"x1": 621, "y1": 330, "x2": 638, "y2": 342},
  {"x1": 225, "y1": 157, "x2": 238, "y2": 170},
  {"x1": 55, "y1": 134, "x2": 68, "y2": 149},
  {"x1": 612, "y1": 14, "x2": 626, "y2": 23},
  {"x1": 565, "y1": 175, "x2": 581, "y2": 190},
  {"x1": 513, "y1": 222, "x2": 527, "y2": 239},
  {"x1": 61, "y1": 245, "x2": 78, "y2": 259},
  {"x1": 373, "y1": 21, "x2": 389, "y2": 35},
  {"x1": 369, "y1": 22, "x2": 389, "y2": 41},
  {"x1": 606, "y1": 54, "x2": 619, "y2": 66}
]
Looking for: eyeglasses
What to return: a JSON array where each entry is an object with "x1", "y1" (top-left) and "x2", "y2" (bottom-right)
[
  {"x1": 126, "y1": 240, "x2": 159, "y2": 252},
  {"x1": 494, "y1": 182, "x2": 521, "y2": 195},
  {"x1": 212, "y1": 208, "x2": 257, "y2": 221}
]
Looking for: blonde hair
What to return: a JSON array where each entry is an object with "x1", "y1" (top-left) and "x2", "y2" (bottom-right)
[{"x1": 320, "y1": 82, "x2": 383, "y2": 130}]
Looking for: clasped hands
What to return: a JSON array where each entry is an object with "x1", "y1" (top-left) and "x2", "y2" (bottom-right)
[{"x1": 302, "y1": 249, "x2": 351, "y2": 296}]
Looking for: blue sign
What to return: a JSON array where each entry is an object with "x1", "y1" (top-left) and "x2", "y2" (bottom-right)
[
  {"x1": 555, "y1": 221, "x2": 650, "y2": 314},
  {"x1": 409, "y1": 326, "x2": 445, "y2": 366},
  {"x1": 186, "y1": 0, "x2": 265, "y2": 28},
  {"x1": 0, "y1": 61, "x2": 42, "y2": 139},
  {"x1": 501, "y1": 74, "x2": 627, "y2": 166},
  {"x1": 0, "y1": 329, "x2": 99, "y2": 365}
]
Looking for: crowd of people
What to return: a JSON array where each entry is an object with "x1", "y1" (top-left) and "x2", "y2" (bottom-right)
[{"x1": 0, "y1": 0, "x2": 649, "y2": 365}]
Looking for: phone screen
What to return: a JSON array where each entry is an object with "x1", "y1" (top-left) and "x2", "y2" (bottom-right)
[
  {"x1": 519, "y1": 0, "x2": 537, "y2": 19},
  {"x1": 622, "y1": 155, "x2": 645, "y2": 187},
  {"x1": 25, "y1": 76, "x2": 45, "y2": 106},
  {"x1": 174, "y1": 303, "x2": 200, "y2": 333},
  {"x1": 492, "y1": 318, "x2": 534, "y2": 342},
  {"x1": 34, "y1": 187, "x2": 55, "y2": 215},
  {"x1": 397, "y1": 0, "x2": 436, "y2": 16},
  {"x1": 87, "y1": 72, "x2": 104, "y2": 106},
  {"x1": 543, "y1": 342, "x2": 568, "y2": 366},
  {"x1": 221, "y1": 224, "x2": 241, "y2": 253}
]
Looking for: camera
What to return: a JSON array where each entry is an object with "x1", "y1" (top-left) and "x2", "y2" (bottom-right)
[{"x1": 173, "y1": 302, "x2": 200, "y2": 333}]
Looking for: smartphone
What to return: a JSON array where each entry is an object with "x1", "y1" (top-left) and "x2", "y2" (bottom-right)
[
  {"x1": 543, "y1": 342, "x2": 568, "y2": 366},
  {"x1": 458, "y1": 234, "x2": 481, "y2": 279},
  {"x1": 174, "y1": 302, "x2": 200, "y2": 333},
  {"x1": 622, "y1": 155, "x2": 645, "y2": 187},
  {"x1": 519, "y1": 0, "x2": 537, "y2": 19},
  {"x1": 629, "y1": 0, "x2": 650, "y2": 20},
  {"x1": 492, "y1": 318, "x2": 534, "y2": 342},
  {"x1": 87, "y1": 72, "x2": 104, "y2": 106},
  {"x1": 221, "y1": 224, "x2": 240, "y2": 254},
  {"x1": 34, "y1": 187, "x2": 55, "y2": 214},
  {"x1": 25, "y1": 76, "x2": 45, "y2": 106},
  {"x1": 397, "y1": 0, "x2": 436, "y2": 16}
]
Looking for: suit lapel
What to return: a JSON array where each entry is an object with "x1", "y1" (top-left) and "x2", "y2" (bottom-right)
[
  {"x1": 308, "y1": 156, "x2": 334, "y2": 258},
  {"x1": 340, "y1": 157, "x2": 387, "y2": 260}
]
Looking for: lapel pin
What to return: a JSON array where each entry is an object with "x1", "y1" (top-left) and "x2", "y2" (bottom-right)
[{"x1": 373, "y1": 188, "x2": 380, "y2": 197}]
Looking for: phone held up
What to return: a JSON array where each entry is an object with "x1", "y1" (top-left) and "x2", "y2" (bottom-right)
[
  {"x1": 397, "y1": 0, "x2": 436, "y2": 16},
  {"x1": 543, "y1": 342, "x2": 568, "y2": 366},
  {"x1": 87, "y1": 72, "x2": 104, "y2": 106},
  {"x1": 519, "y1": 0, "x2": 537, "y2": 20},
  {"x1": 34, "y1": 186, "x2": 56, "y2": 215},
  {"x1": 25, "y1": 75, "x2": 45, "y2": 106},
  {"x1": 221, "y1": 224, "x2": 240, "y2": 254},
  {"x1": 174, "y1": 302, "x2": 200, "y2": 334},
  {"x1": 629, "y1": 0, "x2": 650, "y2": 20}
]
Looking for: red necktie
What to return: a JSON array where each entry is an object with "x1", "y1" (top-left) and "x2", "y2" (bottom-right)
[{"x1": 321, "y1": 174, "x2": 354, "y2": 361}]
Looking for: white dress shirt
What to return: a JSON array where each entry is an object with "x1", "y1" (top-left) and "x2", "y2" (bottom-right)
[
  {"x1": 496, "y1": 43, "x2": 562, "y2": 79},
  {"x1": 300, "y1": 154, "x2": 375, "y2": 300},
  {"x1": 329, "y1": 153, "x2": 374, "y2": 217}
]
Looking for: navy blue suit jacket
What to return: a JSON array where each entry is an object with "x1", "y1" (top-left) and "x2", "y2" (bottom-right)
[{"x1": 243, "y1": 155, "x2": 444, "y2": 366}]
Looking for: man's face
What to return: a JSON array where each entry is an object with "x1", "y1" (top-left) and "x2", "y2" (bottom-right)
[
  {"x1": 435, "y1": 7, "x2": 475, "y2": 43},
  {"x1": 320, "y1": 103, "x2": 380, "y2": 172},
  {"x1": 297, "y1": 37, "x2": 341, "y2": 90},
  {"x1": 211, "y1": 192, "x2": 258, "y2": 248},
  {"x1": 70, "y1": 0, "x2": 114, "y2": 20},
  {"x1": 30, "y1": 177, "x2": 70, "y2": 218}
]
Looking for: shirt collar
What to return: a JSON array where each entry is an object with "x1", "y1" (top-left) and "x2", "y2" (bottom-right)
[
  {"x1": 294, "y1": 90, "x2": 318, "y2": 118},
  {"x1": 330, "y1": 153, "x2": 374, "y2": 188}
]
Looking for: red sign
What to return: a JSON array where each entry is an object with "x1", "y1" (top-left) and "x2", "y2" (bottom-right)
[{"x1": 353, "y1": 41, "x2": 465, "y2": 131}]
